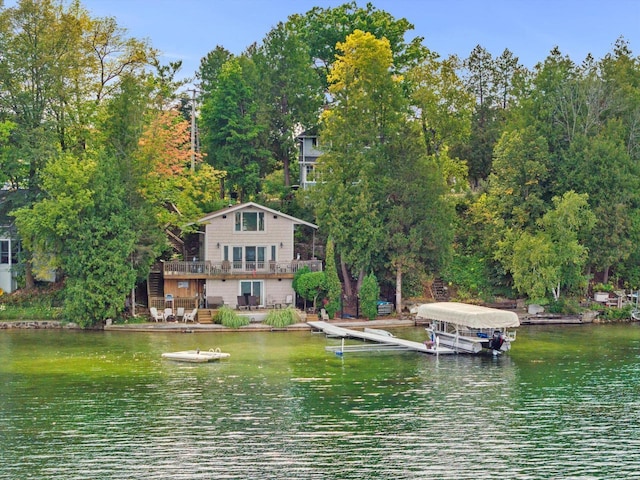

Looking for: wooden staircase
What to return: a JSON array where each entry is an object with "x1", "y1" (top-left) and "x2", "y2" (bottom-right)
[
  {"x1": 147, "y1": 269, "x2": 163, "y2": 300},
  {"x1": 197, "y1": 309, "x2": 214, "y2": 324}
]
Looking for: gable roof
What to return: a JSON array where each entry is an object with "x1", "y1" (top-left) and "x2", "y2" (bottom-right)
[{"x1": 197, "y1": 202, "x2": 318, "y2": 229}]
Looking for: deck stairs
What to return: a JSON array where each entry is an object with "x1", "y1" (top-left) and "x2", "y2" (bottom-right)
[{"x1": 147, "y1": 270, "x2": 163, "y2": 300}]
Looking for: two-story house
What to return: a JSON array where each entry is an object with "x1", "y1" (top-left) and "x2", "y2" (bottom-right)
[
  {"x1": 297, "y1": 130, "x2": 322, "y2": 190},
  {"x1": 160, "y1": 202, "x2": 320, "y2": 312}
]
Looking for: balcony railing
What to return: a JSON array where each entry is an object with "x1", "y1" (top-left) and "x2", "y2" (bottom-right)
[{"x1": 163, "y1": 259, "x2": 322, "y2": 277}]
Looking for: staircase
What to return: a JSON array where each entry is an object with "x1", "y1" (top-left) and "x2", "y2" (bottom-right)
[
  {"x1": 197, "y1": 309, "x2": 213, "y2": 324},
  {"x1": 147, "y1": 270, "x2": 164, "y2": 299}
]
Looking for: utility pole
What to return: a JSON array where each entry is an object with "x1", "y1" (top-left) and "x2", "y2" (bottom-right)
[{"x1": 189, "y1": 88, "x2": 196, "y2": 171}]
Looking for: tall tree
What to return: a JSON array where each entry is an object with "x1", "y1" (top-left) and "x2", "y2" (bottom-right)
[
  {"x1": 253, "y1": 21, "x2": 324, "y2": 187},
  {"x1": 200, "y1": 57, "x2": 270, "y2": 201}
]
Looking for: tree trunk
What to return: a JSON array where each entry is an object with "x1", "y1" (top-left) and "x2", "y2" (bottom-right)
[
  {"x1": 395, "y1": 266, "x2": 402, "y2": 315},
  {"x1": 24, "y1": 255, "x2": 35, "y2": 290},
  {"x1": 283, "y1": 156, "x2": 290, "y2": 187},
  {"x1": 603, "y1": 265, "x2": 610, "y2": 285},
  {"x1": 340, "y1": 260, "x2": 353, "y2": 298}
]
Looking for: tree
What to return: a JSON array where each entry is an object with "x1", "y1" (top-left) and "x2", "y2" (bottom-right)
[
  {"x1": 499, "y1": 191, "x2": 595, "y2": 302},
  {"x1": 289, "y1": 2, "x2": 428, "y2": 86},
  {"x1": 359, "y1": 272, "x2": 380, "y2": 320},
  {"x1": 296, "y1": 271, "x2": 326, "y2": 312},
  {"x1": 253, "y1": 21, "x2": 323, "y2": 187},
  {"x1": 323, "y1": 238, "x2": 342, "y2": 318},
  {"x1": 200, "y1": 57, "x2": 270, "y2": 201},
  {"x1": 312, "y1": 30, "x2": 401, "y2": 297}
]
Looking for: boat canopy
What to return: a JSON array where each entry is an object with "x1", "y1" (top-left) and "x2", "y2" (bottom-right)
[{"x1": 414, "y1": 302, "x2": 520, "y2": 329}]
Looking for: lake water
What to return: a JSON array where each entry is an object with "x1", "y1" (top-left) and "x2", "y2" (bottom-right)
[{"x1": 2, "y1": 323, "x2": 640, "y2": 479}]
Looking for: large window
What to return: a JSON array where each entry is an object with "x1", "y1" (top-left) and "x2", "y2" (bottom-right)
[
  {"x1": 0, "y1": 240, "x2": 9, "y2": 264},
  {"x1": 235, "y1": 211, "x2": 265, "y2": 232},
  {"x1": 240, "y1": 280, "x2": 262, "y2": 305}
]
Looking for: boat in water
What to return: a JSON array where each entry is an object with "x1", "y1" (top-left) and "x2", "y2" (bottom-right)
[
  {"x1": 413, "y1": 302, "x2": 519, "y2": 355},
  {"x1": 161, "y1": 348, "x2": 231, "y2": 363}
]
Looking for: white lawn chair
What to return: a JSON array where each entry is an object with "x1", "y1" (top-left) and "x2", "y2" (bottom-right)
[
  {"x1": 163, "y1": 308, "x2": 174, "y2": 321},
  {"x1": 284, "y1": 294, "x2": 293, "y2": 307},
  {"x1": 149, "y1": 307, "x2": 164, "y2": 322},
  {"x1": 176, "y1": 307, "x2": 185, "y2": 322},
  {"x1": 183, "y1": 308, "x2": 198, "y2": 323}
]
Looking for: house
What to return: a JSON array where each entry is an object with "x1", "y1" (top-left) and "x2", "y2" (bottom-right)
[
  {"x1": 0, "y1": 224, "x2": 18, "y2": 294},
  {"x1": 297, "y1": 130, "x2": 322, "y2": 189},
  {"x1": 159, "y1": 202, "x2": 321, "y2": 313}
]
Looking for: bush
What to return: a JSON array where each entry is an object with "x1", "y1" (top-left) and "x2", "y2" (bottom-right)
[
  {"x1": 263, "y1": 307, "x2": 300, "y2": 328},
  {"x1": 214, "y1": 306, "x2": 250, "y2": 328},
  {"x1": 359, "y1": 272, "x2": 380, "y2": 320}
]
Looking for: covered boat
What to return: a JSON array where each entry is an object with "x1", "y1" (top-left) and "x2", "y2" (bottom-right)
[
  {"x1": 161, "y1": 348, "x2": 231, "y2": 363},
  {"x1": 414, "y1": 302, "x2": 519, "y2": 354}
]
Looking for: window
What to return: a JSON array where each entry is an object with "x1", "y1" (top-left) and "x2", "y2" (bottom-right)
[
  {"x1": 240, "y1": 280, "x2": 262, "y2": 305},
  {"x1": 235, "y1": 211, "x2": 265, "y2": 232},
  {"x1": 0, "y1": 240, "x2": 9, "y2": 264}
]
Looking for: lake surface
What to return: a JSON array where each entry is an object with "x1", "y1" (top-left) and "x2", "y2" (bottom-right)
[{"x1": 1, "y1": 323, "x2": 640, "y2": 479}]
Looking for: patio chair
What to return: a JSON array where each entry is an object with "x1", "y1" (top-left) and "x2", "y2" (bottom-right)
[
  {"x1": 266, "y1": 295, "x2": 279, "y2": 309},
  {"x1": 149, "y1": 307, "x2": 164, "y2": 322},
  {"x1": 163, "y1": 307, "x2": 174, "y2": 321},
  {"x1": 207, "y1": 296, "x2": 224, "y2": 308},
  {"x1": 176, "y1": 307, "x2": 185, "y2": 322},
  {"x1": 236, "y1": 295, "x2": 249, "y2": 310},
  {"x1": 320, "y1": 308, "x2": 329, "y2": 321},
  {"x1": 248, "y1": 295, "x2": 259, "y2": 310},
  {"x1": 183, "y1": 308, "x2": 198, "y2": 323}
]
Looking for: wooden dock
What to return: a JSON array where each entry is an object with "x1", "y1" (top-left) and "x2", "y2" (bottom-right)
[{"x1": 308, "y1": 321, "x2": 455, "y2": 355}]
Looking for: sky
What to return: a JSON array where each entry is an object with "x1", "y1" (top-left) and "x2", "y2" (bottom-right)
[{"x1": 8, "y1": 0, "x2": 640, "y2": 84}]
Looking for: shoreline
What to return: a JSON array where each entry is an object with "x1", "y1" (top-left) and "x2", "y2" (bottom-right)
[{"x1": 0, "y1": 308, "x2": 620, "y2": 331}]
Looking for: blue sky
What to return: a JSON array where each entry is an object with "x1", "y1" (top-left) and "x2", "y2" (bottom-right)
[{"x1": 10, "y1": 0, "x2": 640, "y2": 83}]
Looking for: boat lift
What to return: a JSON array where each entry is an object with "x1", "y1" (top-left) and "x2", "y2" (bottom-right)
[{"x1": 308, "y1": 321, "x2": 455, "y2": 355}]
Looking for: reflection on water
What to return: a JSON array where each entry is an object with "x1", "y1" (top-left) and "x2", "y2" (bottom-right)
[{"x1": 1, "y1": 324, "x2": 640, "y2": 479}]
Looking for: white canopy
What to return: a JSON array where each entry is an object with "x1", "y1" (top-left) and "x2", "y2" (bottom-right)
[{"x1": 414, "y1": 302, "x2": 520, "y2": 329}]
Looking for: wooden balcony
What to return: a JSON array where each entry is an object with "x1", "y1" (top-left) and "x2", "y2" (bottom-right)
[{"x1": 162, "y1": 259, "x2": 322, "y2": 280}]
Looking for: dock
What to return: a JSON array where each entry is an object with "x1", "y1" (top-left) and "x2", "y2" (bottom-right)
[{"x1": 308, "y1": 321, "x2": 455, "y2": 355}]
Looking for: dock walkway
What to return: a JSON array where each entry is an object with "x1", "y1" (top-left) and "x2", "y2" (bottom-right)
[{"x1": 308, "y1": 321, "x2": 455, "y2": 355}]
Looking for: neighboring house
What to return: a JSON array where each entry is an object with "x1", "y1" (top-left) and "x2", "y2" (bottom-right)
[
  {"x1": 161, "y1": 202, "x2": 321, "y2": 311},
  {"x1": 0, "y1": 224, "x2": 18, "y2": 294},
  {"x1": 297, "y1": 130, "x2": 322, "y2": 189}
]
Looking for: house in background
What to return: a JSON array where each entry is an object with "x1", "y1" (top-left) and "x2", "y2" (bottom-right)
[
  {"x1": 296, "y1": 130, "x2": 322, "y2": 189},
  {"x1": 159, "y1": 202, "x2": 321, "y2": 316},
  {"x1": 0, "y1": 223, "x2": 18, "y2": 294}
]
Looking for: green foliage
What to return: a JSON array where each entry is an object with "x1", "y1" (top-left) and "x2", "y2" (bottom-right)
[
  {"x1": 323, "y1": 239, "x2": 342, "y2": 318},
  {"x1": 292, "y1": 265, "x2": 311, "y2": 294},
  {"x1": 297, "y1": 271, "x2": 327, "y2": 309},
  {"x1": 546, "y1": 297, "x2": 582, "y2": 315},
  {"x1": 359, "y1": 272, "x2": 380, "y2": 320},
  {"x1": 263, "y1": 307, "x2": 301, "y2": 328},
  {"x1": 214, "y1": 306, "x2": 250, "y2": 328},
  {"x1": 599, "y1": 304, "x2": 634, "y2": 321},
  {"x1": 441, "y1": 253, "x2": 493, "y2": 301}
]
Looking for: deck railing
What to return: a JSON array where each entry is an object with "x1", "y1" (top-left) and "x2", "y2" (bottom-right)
[{"x1": 163, "y1": 259, "x2": 322, "y2": 277}]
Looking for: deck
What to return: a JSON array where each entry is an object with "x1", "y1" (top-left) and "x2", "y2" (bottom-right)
[{"x1": 307, "y1": 321, "x2": 455, "y2": 355}]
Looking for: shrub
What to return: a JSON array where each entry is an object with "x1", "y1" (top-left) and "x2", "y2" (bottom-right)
[
  {"x1": 263, "y1": 307, "x2": 300, "y2": 328},
  {"x1": 214, "y1": 306, "x2": 249, "y2": 328},
  {"x1": 359, "y1": 272, "x2": 380, "y2": 320}
]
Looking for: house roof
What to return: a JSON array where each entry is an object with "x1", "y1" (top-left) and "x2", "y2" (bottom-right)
[{"x1": 197, "y1": 202, "x2": 318, "y2": 229}]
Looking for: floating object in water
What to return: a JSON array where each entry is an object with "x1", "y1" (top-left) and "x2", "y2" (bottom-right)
[{"x1": 161, "y1": 348, "x2": 230, "y2": 363}]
